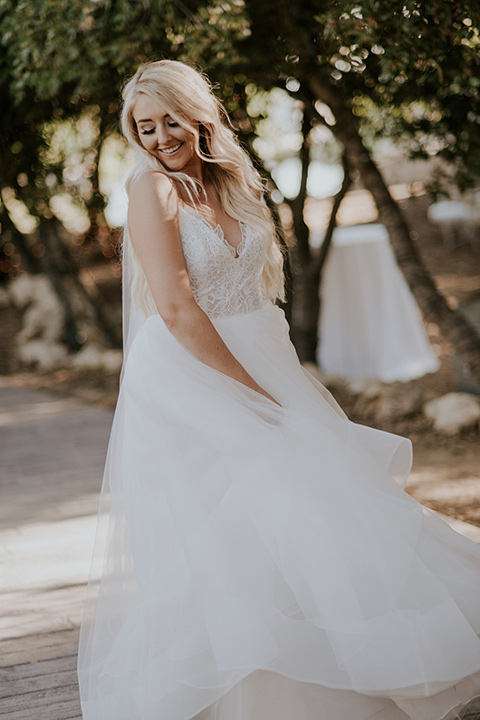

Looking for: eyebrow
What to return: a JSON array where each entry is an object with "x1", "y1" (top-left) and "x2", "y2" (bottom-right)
[{"x1": 136, "y1": 113, "x2": 171, "y2": 124}]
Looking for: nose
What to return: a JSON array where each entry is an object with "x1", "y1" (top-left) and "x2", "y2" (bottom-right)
[{"x1": 156, "y1": 123, "x2": 171, "y2": 146}]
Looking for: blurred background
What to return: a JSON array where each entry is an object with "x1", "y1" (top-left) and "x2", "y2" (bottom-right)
[{"x1": 1, "y1": 0, "x2": 480, "y2": 519}]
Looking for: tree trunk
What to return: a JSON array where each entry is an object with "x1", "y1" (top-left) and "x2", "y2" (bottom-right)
[
  {"x1": 52, "y1": 221, "x2": 121, "y2": 348},
  {"x1": 243, "y1": 141, "x2": 294, "y2": 324},
  {"x1": 289, "y1": 159, "x2": 352, "y2": 363},
  {"x1": 264, "y1": 192, "x2": 294, "y2": 326},
  {"x1": 244, "y1": 101, "x2": 353, "y2": 362},
  {"x1": 315, "y1": 153, "x2": 353, "y2": 352},
  {"x1": 5, "y1": 208, "x2": 121, "y2": 349},
  {"x1": 37, "y1": 220, "x2": 84, "y2": 351},
  {"x1": 285, "y1": 111, "x2": 316, "y2": 361},
  {"x1": 0, "y1": 206, "x2": 42, "y2": 275},
  {"x1": 305, "y1": 67, "x2": 480, "y2": 381}
]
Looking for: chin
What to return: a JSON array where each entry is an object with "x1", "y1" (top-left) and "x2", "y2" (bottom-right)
[
  {"x1": 157, "y1": 150, "x2": 190, "y2": 170},
  {"x1": 158, "y1": 159, "x2": 187, "y2": 173}
]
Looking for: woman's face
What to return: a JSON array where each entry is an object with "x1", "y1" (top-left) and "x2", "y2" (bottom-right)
[{"x1": 132, "y1": 93, "x2": 196, "y2": 172}]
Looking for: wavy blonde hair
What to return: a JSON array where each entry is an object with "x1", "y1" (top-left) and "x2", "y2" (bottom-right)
[{"x1": 120, "y1": 59, "x2": 284, "y2": 315}]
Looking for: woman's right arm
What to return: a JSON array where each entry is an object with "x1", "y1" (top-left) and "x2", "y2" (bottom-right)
[{"x1": 127, "y1": 172, "x2": 279, "y2": 404}]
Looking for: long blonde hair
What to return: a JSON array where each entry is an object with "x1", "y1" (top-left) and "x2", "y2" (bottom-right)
[{"x1": 120, "y1": 59, "x2": 284, "y2": 314}]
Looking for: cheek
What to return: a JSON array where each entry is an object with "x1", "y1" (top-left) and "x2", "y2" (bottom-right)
[
  {"x1": 140, "y1": 134, "x2": 153, "y2": 148},
  {"x1": 138, "y1": 134, "x2": 157, "y2": 153},
  {"x1": 181, "y1": 132, "x2": 196, "y2": 153}
]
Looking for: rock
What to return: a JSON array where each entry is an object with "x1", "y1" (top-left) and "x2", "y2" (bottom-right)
[
  {"x1": 70, "y1": 345, "x2": 103, "y2": 370},
  {"x1": 352, "y1": 382, "x2": 423, "y2": 422},
  {"x1": 7, "y1": 273, "x2": 121, "y2": 375},
  {"x1": 101, "y1": 349, "x2": 123, "y2": 373},
  {"x1": 383, "y1": 387, "x2": 424, "y2": 420},
  {"x1": 424, "y1": 392, "x2": 480, "y2": 435},
  {"x1": 71, "y1": 344, "x2": 123, "y2": 373},
  {"x1": 0, "y1": 285, "x2": 10, "y2": 309},
  {"x1": 18, "y1": 340, "x2": 68, "y2": 370},
  {"x1": 8, "y1": 274, "x2": 64, "y2": 343},
  {"x1": 347, "y1": 376, "x2": 383, "y2": 398}
]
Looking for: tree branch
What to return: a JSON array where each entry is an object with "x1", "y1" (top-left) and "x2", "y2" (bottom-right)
[{"x1": 315, "y1": 150, "x2": 352, "y2": 277}]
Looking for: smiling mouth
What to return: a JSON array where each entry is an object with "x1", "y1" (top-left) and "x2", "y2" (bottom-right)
[{"x1": 159, "y1": 143, "x2": 183, "y2": 155}]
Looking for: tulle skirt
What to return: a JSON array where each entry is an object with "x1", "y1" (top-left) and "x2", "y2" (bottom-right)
[{"x1": 77, "y1": 302, "x2": 480, "y2": 720}]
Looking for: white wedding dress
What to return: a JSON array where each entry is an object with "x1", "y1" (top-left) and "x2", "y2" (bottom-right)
[{"x1": 78, "y1": 205, "x2": 480, "y2": 720}]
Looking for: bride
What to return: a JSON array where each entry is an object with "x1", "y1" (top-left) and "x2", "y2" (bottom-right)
[{"x1": 77, "y1": 59, "x2": 480, "y2": 720}]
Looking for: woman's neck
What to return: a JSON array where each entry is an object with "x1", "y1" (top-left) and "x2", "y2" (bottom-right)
[
  {"x1": 177, "y1": 163, "x2": 217, "y2": 208},
  {"x1": 182, "y1": 154, "x2": 205, "y2": 185}
]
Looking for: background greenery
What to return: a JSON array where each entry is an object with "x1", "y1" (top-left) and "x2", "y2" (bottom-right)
[{"x1": 1, "y1": 0, "x2": 480, "y2": 374}]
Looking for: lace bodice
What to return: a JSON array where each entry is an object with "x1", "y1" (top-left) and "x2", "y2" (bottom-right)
[{"x1": 177, "y1": 205, "x2": 269, "y2": 318}]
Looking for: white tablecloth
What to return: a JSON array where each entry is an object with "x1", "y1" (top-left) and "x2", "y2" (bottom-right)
[{"x1": 318, "y1": 224, "x2": 440, "y2": 382}]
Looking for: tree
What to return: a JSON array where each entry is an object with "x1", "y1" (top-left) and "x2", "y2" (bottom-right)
[
  {"x1": 183, "y1": 0, "x2": 480, "y2": 371},
  {"x1": 2, "y1": 0, "x2": 480, "y2": 378},
  {"x1": 0, "y1": 0, "x2": 251, "y2": 347},
  {"x1": 0, "y1": 0, "x2": 178, "y2": 347}
]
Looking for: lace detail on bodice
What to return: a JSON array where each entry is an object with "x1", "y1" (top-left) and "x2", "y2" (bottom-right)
[{"x1": 178, "y1": 205, "x2": 269, "y2": 318}]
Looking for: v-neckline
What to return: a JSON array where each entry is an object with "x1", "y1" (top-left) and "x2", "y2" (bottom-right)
[{"x1": 179, "y1": 203, "x2": 246, "y2": 259}]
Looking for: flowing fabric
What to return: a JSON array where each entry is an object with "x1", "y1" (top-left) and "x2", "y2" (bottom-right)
[{"x1": 78, "y1": 206, "x2": 480, "y2": 720}]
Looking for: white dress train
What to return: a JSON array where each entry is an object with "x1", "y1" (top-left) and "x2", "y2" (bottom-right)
[{"x1": 77, "y1": 205, "x2": 480, "y2": 720}]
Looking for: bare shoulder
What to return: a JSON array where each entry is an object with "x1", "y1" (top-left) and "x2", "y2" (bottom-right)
[{"x1": 128, "y1": 171, "x2": 179, "y2": 223}]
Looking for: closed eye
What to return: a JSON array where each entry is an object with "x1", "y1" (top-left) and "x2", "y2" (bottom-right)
[{"x1": 141, "y1": 122, "x2": 178, "y2": 134}]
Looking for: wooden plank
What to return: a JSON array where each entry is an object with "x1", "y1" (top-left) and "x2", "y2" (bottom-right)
[
  {"x1": 0, "y1": 655, "x2": 77, "y2": 681},
  {"x1": 461, "y1": 697, "x2": 480, "y2": 719},
  {"x1": 0, "y1": 667, "x2": 76, "y2": 699},
  {"x1": 0, "y1": 600, "x2": 85, "y2": 639},
  {"x1": 0, "y1": 682, "x2": 79, "y2": 710},
  {"x1": 0, "y1": 698, "x2": 81, "y2": 720},
  {"x1": 0, "y1": 629, "x2": 79, "y2": 668}
]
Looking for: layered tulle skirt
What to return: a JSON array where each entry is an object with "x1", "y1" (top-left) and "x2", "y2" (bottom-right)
[{"x1": 77, "y1": 302, "x2": 480, "y2": 720}]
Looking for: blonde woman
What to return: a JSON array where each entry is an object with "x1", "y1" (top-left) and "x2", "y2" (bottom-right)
[{"x1": 78, "y1": 60, "x2": 480, "y2": 720}]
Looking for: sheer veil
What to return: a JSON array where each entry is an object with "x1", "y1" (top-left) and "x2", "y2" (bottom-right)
[
  {"x1": 77, "y1": 221, "x2": 146, "y2": 700},
  {"x1": 120, "y1": 228, "x2": 147, "y2": 385}
]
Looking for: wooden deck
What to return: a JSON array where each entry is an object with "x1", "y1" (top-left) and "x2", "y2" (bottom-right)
[
  {"x1": 0, "y1": 380, "x2": 112, "y2": 718},
  {"x1": 0, "y1": 377, "x2": 479, "y2": 719}
]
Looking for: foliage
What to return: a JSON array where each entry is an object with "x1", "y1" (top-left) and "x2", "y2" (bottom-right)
[
  {"x1": 232, "y1": 1, "x2": 480, "y2": 190},
  {"x1": 2, "y1": 0, "x2": 480, "y2": 226},
  {"x1": 1, "y1": 0, "x2": 480, "y2": 367}
]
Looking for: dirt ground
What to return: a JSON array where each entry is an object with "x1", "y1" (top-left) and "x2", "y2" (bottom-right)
[{"x1": 2, "y1": 191, "x2": 479, "y2": 523}]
